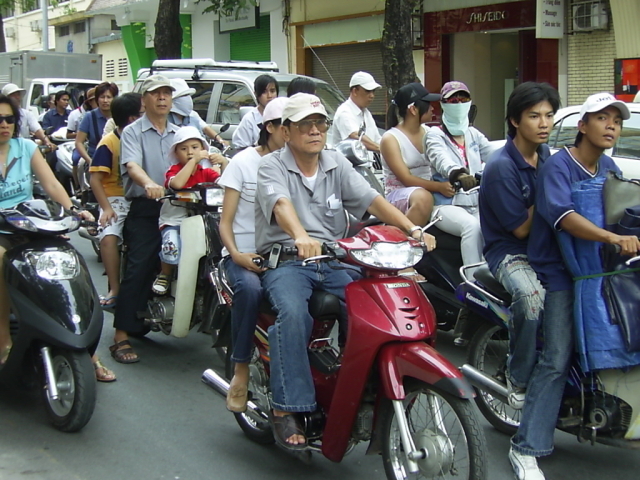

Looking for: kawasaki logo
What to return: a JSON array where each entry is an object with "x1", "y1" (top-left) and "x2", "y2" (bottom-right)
[{"x1": 466, "y1": 292, "x2": 488, "y2": 308}]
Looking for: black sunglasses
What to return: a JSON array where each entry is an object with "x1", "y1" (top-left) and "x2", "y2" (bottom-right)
[{"x1": 0, "y1": 115, "x2": 16, "y2": 125}]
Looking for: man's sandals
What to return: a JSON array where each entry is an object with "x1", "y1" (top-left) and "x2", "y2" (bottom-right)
[
  {"x1": 109, "y1": 340, "x2": 140, "y2": 364},
  {"x1": 270, "y1": 413, "x2": 308, "y2": 450}
]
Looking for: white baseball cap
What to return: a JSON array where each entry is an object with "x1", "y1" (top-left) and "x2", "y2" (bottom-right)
[
  {"x1": 170, "y1": 78, "x2": 196, "y2": 99},
  {"x1": 168, "y1": 126, "x2": 208, "y2": 163},
  {"x1": 262, "y1": 97, "x2": 289, "y2": 124},
  {"x1": 579, "y1": 92, "x2": 630, "y2": 120},
  {"x1": 282, "y1": 93, "x2": 327, "y2": 123},
  {"x1": 349, "y1": 71, "x2": 381, "y2": 91},
  {"x1": 2, "y1": 83, "x2": 25, "y2": 96}
]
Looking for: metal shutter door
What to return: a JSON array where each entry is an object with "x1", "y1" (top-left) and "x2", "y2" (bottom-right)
[
  {"x1": 310, "y1": 42, "x2": 387, "y2": 124},
  {"x1": 230, "y1": 15, "x2": 271, "y2": 62}
]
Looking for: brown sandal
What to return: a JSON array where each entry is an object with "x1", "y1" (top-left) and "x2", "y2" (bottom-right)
[
  {"x1": 109, "y1": 340, "x2": 140, "y2": 364},
  {"x1": 94, "y1": 359, "x2": 117, "y2": 382},
  {"x1": 271, "y1": 412, "x2": 308, "y2": 450}
]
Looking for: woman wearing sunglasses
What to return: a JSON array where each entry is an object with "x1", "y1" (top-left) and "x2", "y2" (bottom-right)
[
  {"x1": 0, "y1": 95, "x2": 116, "y2": 379},
  {"x1": 380, "y1": 83, "x2": 455, "y2": 226},
  {"x1": 425, "y1": 81, "x2": 495, "y2": 268}
]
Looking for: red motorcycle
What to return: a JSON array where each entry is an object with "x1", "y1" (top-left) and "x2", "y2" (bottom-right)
[{"x1": 202, "y1": 225, "x2": 487, "y2": 480}]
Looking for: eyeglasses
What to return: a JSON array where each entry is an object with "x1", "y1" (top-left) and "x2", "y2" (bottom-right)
[
  {"x1": 291, "y1": 118, "x2": 331, "y2": 134},
  {"x1": 443, "y1": 97, "x2": 471, "y2": 104},
  {"x1": 0, "y1": 115, "x2": 16, "y2": 125}
]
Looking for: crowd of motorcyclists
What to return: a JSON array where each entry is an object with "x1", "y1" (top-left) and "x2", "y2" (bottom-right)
[{"x1": 0, "y1": 65, "x2": 637, "y2": 480}]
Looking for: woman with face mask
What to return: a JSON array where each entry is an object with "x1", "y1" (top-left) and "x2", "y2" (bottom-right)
[{"x1": 425, "y1": 81, "x2": 495, "y2": 267}]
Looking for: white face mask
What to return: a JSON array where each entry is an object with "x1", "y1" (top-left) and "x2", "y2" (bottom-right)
[{"x1": 441, "y1": 102, "x2": 472, "y2": 136}]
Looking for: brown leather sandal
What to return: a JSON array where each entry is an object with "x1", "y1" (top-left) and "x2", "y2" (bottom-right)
[
  {"x1": 271, "y1": 412, "x2": 308, "y2": 450},
  {"x1": 109, "y1": 340, "x2": 140, "y2": 364}
]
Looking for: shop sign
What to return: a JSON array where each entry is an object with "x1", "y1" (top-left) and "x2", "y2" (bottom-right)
[
  {"x1": 536, "y1": 0, "x2": 565, "y2": 39},
  {"x1": 425, "y1": 0, "x2": 536, "y2": 35},
  {"x1": 219, "y1": 6, "x2": 260, "y2": 33}
]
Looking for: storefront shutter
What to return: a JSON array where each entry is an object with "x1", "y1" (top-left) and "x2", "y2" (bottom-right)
[
  {"x1": 230, "y1": 15, "x2": 271, "y2": 62},
  {"x1": 310, "y1": 41, "x2": 387, "y2": 126}
]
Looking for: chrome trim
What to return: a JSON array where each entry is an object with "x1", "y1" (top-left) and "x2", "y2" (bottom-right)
[{"x1": 458, "y1": 262, "x2": 507, "y2": 306}]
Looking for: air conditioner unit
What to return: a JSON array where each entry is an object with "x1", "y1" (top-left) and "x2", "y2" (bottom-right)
[
  {"x1": 30, "y1": 20, "x2": 42, "y2": 33},
  {"x1": 572, "y1": 1, "x2": 608, "y2": 32},
  {"x1": 5, "y1": 27, "x2": 15, "y2": 38}
]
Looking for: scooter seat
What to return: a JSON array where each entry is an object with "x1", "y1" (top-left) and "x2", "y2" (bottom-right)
[
  {"x1": 259, "y1": 291, "x2": 341, "y2": 322},
  {"x1": 473, "y1": 265, "x2": 513, "y2": 306}
]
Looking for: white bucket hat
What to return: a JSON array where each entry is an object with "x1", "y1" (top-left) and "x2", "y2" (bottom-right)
[
  {"x1": 168, "y1": 126, "x2": 208, "y2": 163},
  {"x1": 170, "y1": 78, "x2": 196, "y2": 99}
]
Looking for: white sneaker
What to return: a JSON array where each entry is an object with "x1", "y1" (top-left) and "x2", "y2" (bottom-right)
[
  {"x1": 509, "y1": 448, "x2": 545, "y2": 480},
  {"x1": 507, "y1": 378, "x2": 526, "y2": 410}
]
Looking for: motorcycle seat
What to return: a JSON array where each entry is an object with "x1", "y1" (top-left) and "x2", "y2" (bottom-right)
[
  {"x1": 473, "y1": 265, "x2": 513, "y2": 306},
  {"x1": 259, "y1": 291, "x2": 341, "y2": 322}
]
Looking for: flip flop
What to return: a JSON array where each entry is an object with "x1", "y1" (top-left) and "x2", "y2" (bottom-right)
[
  {"x1": 94, "y1": 359, "x2": 117, "y2": 382},
  {"x1": 0, "y1": 346, "x2": 11, "y2": 366},
  {"x1": 100, "y1": 295, "x2": 117, "y2": 309},
  {"x1": 109, "y1": 340, "x2": 139, "y2": 364},
  {"x1": 270, "y1": 412, "x2": 308, "y2": 451}
]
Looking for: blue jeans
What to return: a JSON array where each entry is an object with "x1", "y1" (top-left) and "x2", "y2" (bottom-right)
[
  {"x1": 222, "y1": 256, "x2": 263, "y2": 364},
  {"x1": 261, "y1": 260, "x2": 353, "y2": 412},
  {"x1": 496, "y1": 254, "x2": 545, "y2": 388},
  {"x1": 511, "y1": 289, "x2": 573, "y2": 457}
]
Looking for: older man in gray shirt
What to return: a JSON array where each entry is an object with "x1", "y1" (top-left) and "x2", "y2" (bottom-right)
[
  {"x1": 255, "y1": 93, "x2": 436, "y2": 449},
  {"x1": 111, "y1": 75, "x2": 178, "y2": 363}
]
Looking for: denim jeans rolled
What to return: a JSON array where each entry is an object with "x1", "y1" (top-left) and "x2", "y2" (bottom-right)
[
  {"x1": 262, "y1": 260, "x2": 352, "y2": 412},
  {"x1": 511, "y1": 289, "x2": 573, "y2": 457},
  {"x1": 496, "y1": 254, "x2": 546, "y2": 388},
  {"x1": 222, "y1": 256, "x2": 263, "y2": 364}
]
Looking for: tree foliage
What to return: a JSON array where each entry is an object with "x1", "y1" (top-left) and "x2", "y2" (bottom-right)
[
  {"x1": 196, "y1": 0, "x2": 256, "y2": 16},
  {"x1": 381, "y1": 0, "x2": 419, "y2": 124}
]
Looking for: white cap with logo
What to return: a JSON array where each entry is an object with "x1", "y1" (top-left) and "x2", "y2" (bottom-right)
[
  {"x1": 579, "y1": 92, "x2": 630, "y2": 120},
  {"x1": 349, "y1": 71, "x2": 381, "y2": 91},
  {"x1": 1, "y1": 83, "x2": 26, "y2": 96},
  {"x1": 282, "y1": 93, "x2": 327, "y2": 123}
]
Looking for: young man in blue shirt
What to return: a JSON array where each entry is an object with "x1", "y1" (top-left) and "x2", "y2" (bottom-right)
[
  {"x1": 479, "y1": 82, "x2": 560, "y2": 414},
  {"x1": 508, "y1": 93, "x2": 640, "y2": 480}
]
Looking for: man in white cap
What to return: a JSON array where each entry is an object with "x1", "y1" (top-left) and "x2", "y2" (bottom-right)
[
  {"x1": 510, "y1": 93, "x2": 640, "y2": 480},
  {"x1": 329, "y1": 71, "x2": 382, "y2": 156},
  {"x1": 1, "y1": 83, "x2": 54, "y2": 150},
  {"x1": 255, "y1": 93, "x2": 436, "y2": 450},
  {"x1": 110, "y1": 74, "x2": 178, "y2": 363}
]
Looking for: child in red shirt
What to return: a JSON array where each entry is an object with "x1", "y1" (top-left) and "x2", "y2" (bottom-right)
[{"x1": 153, "y1": 126, "x2": 227, "y2": 295}]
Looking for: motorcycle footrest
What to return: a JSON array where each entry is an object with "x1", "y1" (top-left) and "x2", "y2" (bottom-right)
[
  {"x1": 557, "y1": 415, "x2": 582, "y2": 429},
  {"x1": 308, "y1": 348, "x2": 340, "y2": 375}
]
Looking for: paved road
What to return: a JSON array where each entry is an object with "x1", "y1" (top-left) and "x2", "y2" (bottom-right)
[{"x1": 0, "y1": 233, "x2": 639, "y2": 479}]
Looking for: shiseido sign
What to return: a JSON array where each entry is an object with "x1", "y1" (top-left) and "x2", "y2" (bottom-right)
[{"x1": 466, "y1": 10, "x2": 509, "y2": 24}]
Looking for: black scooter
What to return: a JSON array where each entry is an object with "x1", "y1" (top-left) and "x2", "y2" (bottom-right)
[{"x1": 0, "y1": 199, "x2": 103, "y2": 432}]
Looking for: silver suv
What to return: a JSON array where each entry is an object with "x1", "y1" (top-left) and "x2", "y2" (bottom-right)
[{"x1": 134, "y1": 59, "x2": 346, "y2": 141}]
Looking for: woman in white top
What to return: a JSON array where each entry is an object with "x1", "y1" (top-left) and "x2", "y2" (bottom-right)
[
  {"x1": 380, "y1": 83, "x2": 455, "y2": 226},
  {"x1": 218, "y1": 96, "x2": 288, "y2": 413},
  {"x1": 231, "y1": 75, "x2": 279, "y2": 149}
]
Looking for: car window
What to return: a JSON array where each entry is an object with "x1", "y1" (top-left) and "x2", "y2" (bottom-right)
[
  {"x1": 188, "y1": 82, "x2": 215, "y2": 122},
  {"x1": 552, "y1": 112, "x2": 580, "y2": 148},
  {"x1": 216, "y1": 82, "x2": 255, "y2": 125},
  {"x1": 614, "y1": 112, "x2": 640, "y2": 159},
  {"x1": 29, "y1": 83, "x2": 43, "y2": 107}
]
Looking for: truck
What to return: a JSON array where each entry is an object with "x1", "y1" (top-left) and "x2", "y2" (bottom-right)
[{"x1": 0, "y1": 50, "x2": 102, "y2": 115}]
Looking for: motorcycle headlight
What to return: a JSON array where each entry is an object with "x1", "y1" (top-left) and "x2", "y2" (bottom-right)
[
  {"x1": 26, "y1": 251, "x2": 79, "y2": 280},
  {"x1": 350, "y1": 241, "x2": 423, "y2": 270},
  {"x1": 353, "y1": 141, "x2": 368, "y2": 163},
  {"x1": 204, "y1": 188, "x2": 224, "y2": 207},
  {"x1": 6, "y1": 215, "x2": 38, "y2": 232}
]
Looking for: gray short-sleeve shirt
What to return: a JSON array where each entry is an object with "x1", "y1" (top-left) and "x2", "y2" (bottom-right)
[
  {"x1": 120, "y1": 115, "x2": 179, "y2": 199},
  {"x1": 255, "y1": 144, "x2": 380, "y2": 254}
]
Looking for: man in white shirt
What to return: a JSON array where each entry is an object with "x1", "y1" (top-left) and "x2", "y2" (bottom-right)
[
  {"x1": 330, "y1": 71, "x2": 382, "y2": 158},
  {"x1": 1, "y1": 83, "x2": 54, "y2": 150}
]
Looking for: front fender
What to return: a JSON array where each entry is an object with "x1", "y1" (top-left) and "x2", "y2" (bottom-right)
[{"x1": 378, "y1": 342, "x2": 475, "y2": 400}]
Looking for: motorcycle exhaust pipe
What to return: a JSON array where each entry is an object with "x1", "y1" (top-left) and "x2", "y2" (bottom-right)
[
  {"x1": 78, "y1": 227, "x2": 99, "y2": 243},
  {"x1": 201, "y1": 369, "x2": 269, "y2": 422},
  {"x1": 460, "y1": 364, "x2": 509, "y2": 404}
]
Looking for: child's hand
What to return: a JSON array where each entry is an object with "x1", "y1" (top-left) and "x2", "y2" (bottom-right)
[
  {"x1": 194, "y1": 150, "x2": 209, "y2": 162},
  {"x1": 100, "y1": 207, "x2": 117, "y2": 227},
  {"x1": 210, "y1": 153, "x2": 229, "y2": 171}
]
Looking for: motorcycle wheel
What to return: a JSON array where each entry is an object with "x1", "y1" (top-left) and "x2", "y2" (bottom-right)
[
  {"x1": 41, "y1": 349, "x2": 97, "y2": 432},
  {"x1": 233, "y1": 348, "x2": 274, "y2": 445},
  {"x1": 468, "y1": 323, "x2": 520, "y2": 435},
  {"x1": 381, "y1": 380, "x2": 487, "y2": 480}
]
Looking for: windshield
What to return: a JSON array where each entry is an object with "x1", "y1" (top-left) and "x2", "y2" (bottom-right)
[
  {"x1": 48, "y1": 82, "x2": 99, "y2": 109},
  {"x1": 276, "y1": 80, "x2": 345, "y2": 119}
]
